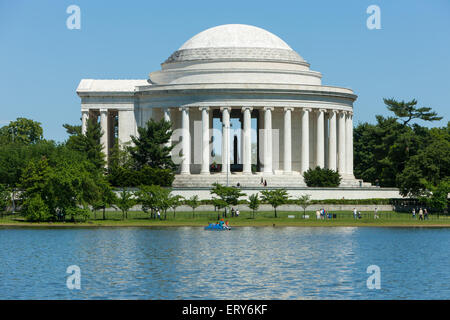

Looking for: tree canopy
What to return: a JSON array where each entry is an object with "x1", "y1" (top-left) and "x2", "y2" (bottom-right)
[
  {"x1": 129, "y1": 119, "x2": 176, "y2": 171},
  {"x1": 354, "y1": 98, "x2": 449, "y2": 200},
  {"x1": 0, "y1": 118, "x2": 43, "y2": 145}
]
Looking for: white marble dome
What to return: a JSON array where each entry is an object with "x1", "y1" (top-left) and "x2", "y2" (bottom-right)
[
  {"x1": 178, "y1": 24, "x2": 293, "y2": 50},
  {"x1": 150, "y1": 24, "x2": 321, "y2": 85}
]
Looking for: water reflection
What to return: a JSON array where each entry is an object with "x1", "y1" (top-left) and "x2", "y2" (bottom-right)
[{"x1": 0, "y1": 227, "x2": 449, "y2": 299}]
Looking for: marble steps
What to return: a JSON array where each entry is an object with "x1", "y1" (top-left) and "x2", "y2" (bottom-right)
[{"x1": 173, "y1": 173, "x2": 372, "y2": 188}]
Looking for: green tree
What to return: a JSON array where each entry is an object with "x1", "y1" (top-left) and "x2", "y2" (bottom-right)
[
  {"x1": 115, "y1": 188, "x2": 135, "y2": 220},
  {"x1": 22, "y1": 194, "x2": 51, "y2": 222},
  {"x1": 422, "y1": 179, "x2": 450, "y2": 212},
  {"x1": 186, "y1": 195, "x2": 200, "y2": 218},
  {"x1": 383, "y1": 98, "x2": 443, "y2": 126},
  {"x1": 397, "y1": 126, "x2": 450, "y2": 197},
  {"x1": 210, "y1": 183, "x2": 246, "y2": 217},
  {"x1": 64, "y1": 118, "x2": 105, "y2": 171},
  {"x1": 19, "y1": 149, "x2": 104, "y2": 222},
  {"x1": 129, "y1": 119, "x2": 176, "y2": 171},
  {"x1": 168, "y1": 195, "x2": 184, "y2": 219},
  {"x1": 0, "y1": 184, "x2": 10, "y2": 214},
  {"x1": 354, "y1": 98, "x2": 445, "y2": 189},
  {"x1": 91, "y1": 181, "x2": 117, "y2": 220},
  {"x1": 0, "y1": 118, "x2": 43, "y2": 145},
  {"x1": 136, "y1": 185, "x2": 171, "y2": 219},
  {"x1": 260, "y1": 189, "x2": 289, "y2": 218},
  {"x1": 297, "y1": 194, "x2": 312, "y2": 218},
  {"x1": 303, "y1": 167, "x2": 341, "y2": 187},
  {"x1": 248, "y1": 193, "x2": 260, "y2": 219},
  {"x1": 0, "y1": 140, "x2": 56, "y2": 187}
]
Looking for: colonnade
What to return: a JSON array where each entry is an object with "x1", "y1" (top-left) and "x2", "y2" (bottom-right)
[{"x1": 81, "y1": 106, "x2": 354, "y2": 177}]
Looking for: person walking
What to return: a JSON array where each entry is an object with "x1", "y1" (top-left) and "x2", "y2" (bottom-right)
[
  {"x1": 412, "y1": 208, "x2": 416, "y2": 219},
  {"x1": 316, "y1": 210, "x2": 321, "y2": 220},
  {"x1": 424, "y1": 208, "x2": 429, "y2": 220},
  {"x1": 353, "y1": 208, "x2": 357, "y2": 220},
  {"x1": 419, "y1": 208, "x2": 424, "y2": 220},
  {"x1": 374, "y1": 207, "x2": 379, "y2": 219}
]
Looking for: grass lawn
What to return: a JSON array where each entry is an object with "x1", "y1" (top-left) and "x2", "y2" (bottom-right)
[{"x1": 1, "y1": 210, "x2": 449, "y2": 227}]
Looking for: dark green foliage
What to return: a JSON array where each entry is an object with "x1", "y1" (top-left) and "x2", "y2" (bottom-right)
[
  {"x1": 64, "y1": 118, "x2": 105, "y2": 171},
  {"x1": 108, "y1": 119, "x2": 177, "y2": 187},
  {"x1": 108, "y1": 165, "x2": 175, "y2": 187},
  {"x1": 19, "y1": 147, "x2": 109, "y2": 222},
  {"x1": 354, "y1": 98, "x2": 448, "y2": 201},
  {"x1": 0, "y1": 118, "x2": 43, "y2": 145},
  {"x1": 397, "y1": 125, "x2": 450, "y2": 197},
  {"x1": 129, "y1": 119, "x2": 176, "y2": 171},
  {"x1": 0, "y1": 140, "x2": 57, "y2": 187},
  {"x1": 384, "y1": 98, "x2": 443, "y2": 126},
  {"x1": 421, "y1": 179, "x2": 450, "y2": 212},
  {"x1": 303, "y1": 167, "x2": 341, "y2": 187},
  {"x1": 0, "y1": 184, "x2": 10, "y2": 213},
  {"x1": 21, "y1": 194, "x2": 50, "y2": 222}
]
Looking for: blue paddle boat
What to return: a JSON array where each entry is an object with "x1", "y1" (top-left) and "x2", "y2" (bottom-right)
[{"x1": 204, "y1": 223, "x2": 231, "y2": 231}]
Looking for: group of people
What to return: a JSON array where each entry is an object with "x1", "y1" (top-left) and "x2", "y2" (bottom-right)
[
  {"x1": 315, "y1": 208, "x2": 332, "y2": 220},
  {"x1": 353, "y1": 208, "x2": 362, "y2": 219},
  {"x1": 213, "y1": 219, "x2": 230, "y2": 229},
  {"x1": 231, "y1": 207, "x2": 240, "y2": 217},
  {"x1": 260, "y1": 178, "x2": 268, "y2": 187},
  {"x1": 412, "y1": 208, "x2": 429, "y2": 220}
]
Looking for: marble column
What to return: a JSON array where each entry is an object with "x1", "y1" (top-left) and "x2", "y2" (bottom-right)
[
  {"x1": 81, "y1": 110, "x2": 89, "y2": 135},
  {"x1": 263, "y1": 107, "x2": 273, "y2": 174},
  {"x1": 163, "y1": 107, "x2": 172, "y2": 152},
  {"x1": 328, "y1": 110, "x2": 337, "y2": 171},
  {"x1": 242, "y1": 107, "x2": 252, "y2": 174},
  {"x1": 118, "y1": 109, "x2": 135, "y2": 147},
  {"x1": 100, "y1": 109, "x2": 109, "y2": 164},
  {"x1": 301, "y1": 108, "x2": 311, "y2": 173},
  {"x1": 338, "y1": 110, "x2": 346, "y2": 175},
  {"x1": 315, "y1": 109, "x2": 325, "y2": 168},
  {"x1": 221, "y1": 107, "x2": 231, "y2": 174},
  {"x1": 180, "y1": 107, "x2": 190, "y2": 175},
  {"x1": 346, "y1": 111, "x2": 354, "y2": 177},
  {"x1": 324, "y1": 112, "x2": 329, "y2": 169},
  {"x1": 283, "y1": 107, "x2": 293, "y2": 174},
  {"x1": 200, "y1": 107, "x2": 210, "y2": 175}
]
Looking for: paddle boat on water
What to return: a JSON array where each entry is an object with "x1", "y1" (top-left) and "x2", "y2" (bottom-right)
[{"x1": 204, "y1": 220, "x2": 231, "y2": 231}]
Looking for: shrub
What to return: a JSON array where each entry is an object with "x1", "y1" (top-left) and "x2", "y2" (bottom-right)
[
  {"x1": 109, "y1": 165, "x2": 174, "y2": 187},
  {"x1": 303, "y1": 167, "x2": 341, "y2": 187},
  {"x1": 22, "y1": 194, "x2": 51, "y2": 222}
]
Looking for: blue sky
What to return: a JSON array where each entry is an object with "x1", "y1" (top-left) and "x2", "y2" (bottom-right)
[{"x1": 1, "y1": 0, "x2": 449, "y2": 142}]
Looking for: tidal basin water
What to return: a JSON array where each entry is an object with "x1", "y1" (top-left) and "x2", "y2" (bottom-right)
[{"x1": 0, "y1": 227, "x2": 449, "y2": 299}]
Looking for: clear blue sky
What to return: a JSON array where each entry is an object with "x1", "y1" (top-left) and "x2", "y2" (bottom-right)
[{"x1": 1, "y1": 0, "x2": 449, "y2": 142}]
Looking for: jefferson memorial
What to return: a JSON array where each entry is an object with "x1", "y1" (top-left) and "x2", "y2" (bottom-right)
[{"x1": 77, "y1": 24, "x2": 368, "y2": 188}]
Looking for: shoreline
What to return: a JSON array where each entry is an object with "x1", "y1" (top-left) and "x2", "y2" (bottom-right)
[{"x1": 1, "y1": 222, "x2": 450, "y2": 228}]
